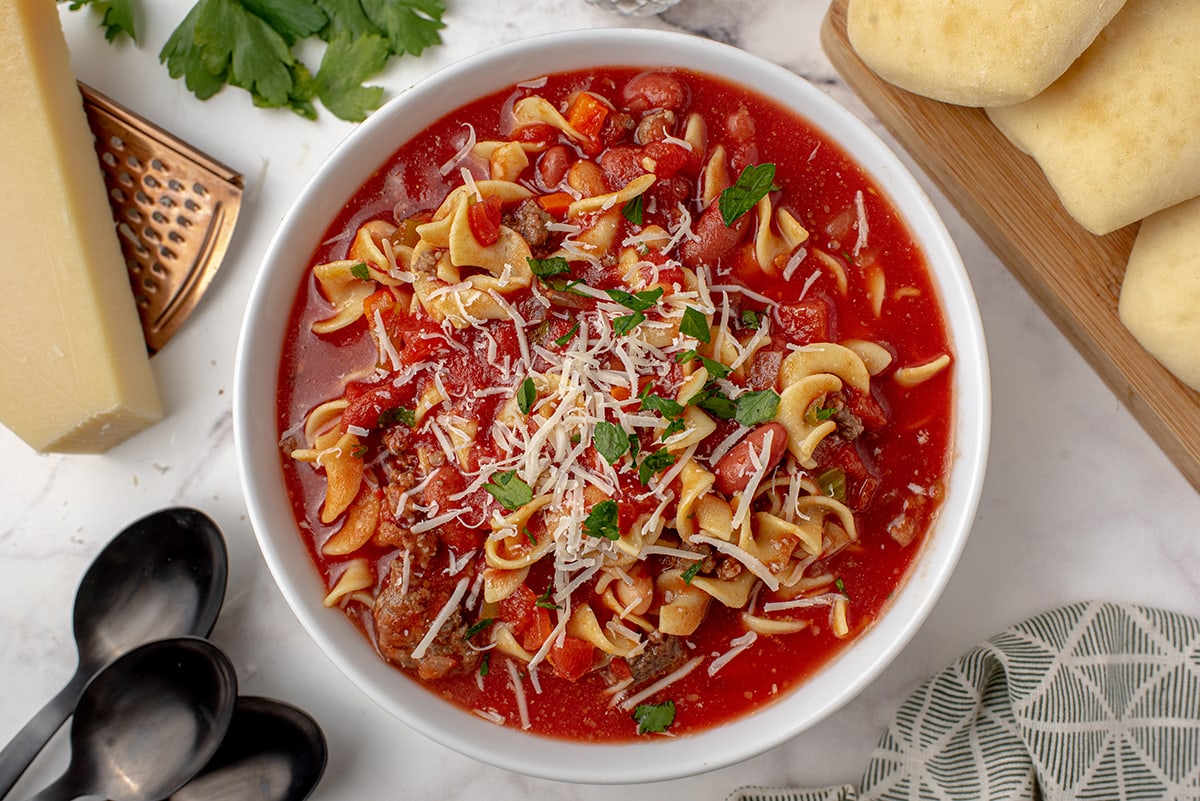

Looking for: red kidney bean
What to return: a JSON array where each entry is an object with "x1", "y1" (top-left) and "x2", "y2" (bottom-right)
[
  {"x1": 622, "y1": 71, "x2": 688, "y2": 113},
  {"x1": 713, "y1": 422, "x2": 788, "y2": 496},
  {"x1": 679, "y1": 201, "x2": 750, "y2": 268},
  {"x1": 537, "y1": 145, "x2": 572, "y2": 189}
]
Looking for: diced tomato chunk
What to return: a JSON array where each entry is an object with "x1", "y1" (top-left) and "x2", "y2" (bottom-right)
[
  {"x1": 548, "y1": 636, "x2": 594, "y2": 682},
  {"x1": 641, "y1": 141, "x2": 692, "y2": 179},
  {"x1": 846, "y1": 387, "x2": 889, "y2": 431},
  {"x1": 522, "y1": 606, "x2": 554, "y2": 652},
  {"x1": 511, "y1": 123, "x2": 557, "y2": 148},
  {"x1": 341, "y1": 382, "x2": 406, "y2": 432},
  {"x1": 814, "y1": 439, "x2": 880, "y2": 511},
  {"x1": 423, "y1": 466, "x2": 482, "y2": 553},
  {"x1": 773, "y1": 297, "x2": 833, "y2": 345},
  {"x1": 499, "y1": 584, "x2": 538, "y2": 636},
  {"x1": 467, "y1": 194, "x2": 503, "y2": 247}
]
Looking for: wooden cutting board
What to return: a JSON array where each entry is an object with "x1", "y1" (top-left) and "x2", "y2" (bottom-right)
[{"x1": 820, "y1": 0, "x2": 1200, "y2": 493}]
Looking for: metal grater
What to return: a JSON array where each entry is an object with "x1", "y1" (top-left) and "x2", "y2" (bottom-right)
[{"x1": 80, "y1": 83, "x2": 244, "y2": 355}]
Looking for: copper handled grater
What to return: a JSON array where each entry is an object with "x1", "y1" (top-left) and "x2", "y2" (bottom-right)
[{"x1": 80, "y1": 83, "x2": 244, "y2": 354}]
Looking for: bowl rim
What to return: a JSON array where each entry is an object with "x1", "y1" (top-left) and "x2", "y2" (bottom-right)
[{"x1": 234, "y1": 27, "x2": 990, "y2": 785}]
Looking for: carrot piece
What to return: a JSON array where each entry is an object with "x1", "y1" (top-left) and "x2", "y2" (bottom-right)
[{"x1": 536, "y1": 191, "x2": 574, "y2": 219}]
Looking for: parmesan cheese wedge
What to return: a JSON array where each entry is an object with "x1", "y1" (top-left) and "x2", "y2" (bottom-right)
[{"x1": 0, "y1": 0, "x2": 162, "y2": 453}]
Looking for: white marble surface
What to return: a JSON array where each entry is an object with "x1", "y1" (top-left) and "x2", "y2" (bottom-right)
[{"x1": 3, "y1": 1, "x2": 1198, "y2": 798}]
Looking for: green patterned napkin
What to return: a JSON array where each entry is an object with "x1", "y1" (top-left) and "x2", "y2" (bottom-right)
[{"x1": 732, "y1": 602, "x2": 1200, "y2": 801}]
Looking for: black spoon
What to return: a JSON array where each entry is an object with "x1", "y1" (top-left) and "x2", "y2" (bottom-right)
[
  {"x1": 21, "y1": 636, "x2": 238, "y2": 801},
  {"x1": 0, "y1": 507, "x2": 228, "y2": 798},
  {"x1": 168, "y1": 696, "x2": 328, "y2": 801}
]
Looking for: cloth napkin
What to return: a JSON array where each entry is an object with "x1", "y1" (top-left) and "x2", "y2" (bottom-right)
[{"x1": 732, "y1": 601, "x2": 1200, "y2": 801}]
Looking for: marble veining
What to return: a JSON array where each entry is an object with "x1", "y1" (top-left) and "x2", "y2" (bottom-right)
[{"x1": 3, "y1": 2, "x2": 1198, "y2": 799}]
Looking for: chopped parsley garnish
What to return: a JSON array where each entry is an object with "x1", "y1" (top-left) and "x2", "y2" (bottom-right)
[
  {"x1": 523, "y1": 527, "x2": 537, "y2": 545},
  {"x1": 675, "y1": 350, "x2": 731, "y2": 380},
  {"x1": 805, "y1": 404, "x2": 836, "y2": 424},
  {"x1": 605, "y1": 286, "x2": 663, "y2": 312},
  {"x1": 638, "y1": 449, "x2": 676, "y2": 485},
  {"x1": 733, "y1": 388, "x2": 780, "y2": 427},
  {"x1": 554, "y1": 322, "x2": 580, "y2": 346},
  {"x1": 695, "y1": 389, "x2": 737, "y2": 420},
  {"x1": 679, "y1": 307, "x2": 711, "y2": 342},
  {"x1": 583, "y1": 499, "x2": 621, "y2": 541},
  {"x1": 517, "y1": 377, "x2": 537, "y2": 415},
  {"x1": 536, "y1": 584, "x2": 561, "y2": 609},
  {"x1": 621, "y1": 194, "x2": 644, "y2": 226},
  {"x1": 633, "y1": 700, "x2": 676, "y2": 735},
  {"x1": 661, "y1": 417, "x2": 687, "y2": 441},
  {"x1": 350, "y1": 444, "x2": 368, "y2": 458},
  {"x1": 680, "y1": 561, "x2": 702, "y2": 584},
  {"x1": 479, "y1": 652, "x2": 490, "y2": 677},
  {"x1": 528, "y1": 255, "x2": 570, "y2": 279},
  {"x1": 835, "y1": 577, "x2": 849, "y2": 597},
  {"x1": 377, "y1": 406, "x2": 415, "y2": 428},
  {"x1": 719, "y1": 163, "x2": 778, "y2": 226},
  {"x1": 741, "y1": 309, "x2": 763, "y2": 329},
  {"x1": 612, "y1": 311, "x2": 646, "y2": 336},
  {"x1": 350, "y1": 261, "x2": 371, "y2": 280},
  {"x1": 465, "y1": 618, "x2": 494, "y2": 639},
  {"x1": 483, "y1": 470, "x2": 533, "y2": 510},
  {"x1": 593, "y1": 421, "x2": 630, "y2": 465},
  {"x1": 639, "y1": 390, "x2": 684, "y2": 418}
]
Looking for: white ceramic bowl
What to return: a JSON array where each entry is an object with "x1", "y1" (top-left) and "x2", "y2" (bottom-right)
[{"x1": 234, "y1": 28, "x2": 990, "y2": 784}]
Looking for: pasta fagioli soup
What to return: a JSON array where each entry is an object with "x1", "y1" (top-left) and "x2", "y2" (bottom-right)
[{"x1": 277, "y1": 66, "x2": 953, "y2": 741}]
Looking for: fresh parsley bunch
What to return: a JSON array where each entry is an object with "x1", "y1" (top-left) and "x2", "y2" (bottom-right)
[{"x1": 64, "y1": 0, "x2": 447, "y2": 122}]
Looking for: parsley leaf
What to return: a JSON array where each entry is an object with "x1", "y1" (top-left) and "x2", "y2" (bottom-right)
[
  {"x1": 67, "y1": 0, "x2": 139, "y2": 42},
  {"x1": 517, "y1": 377, "x2": 537, "y2": 415},
  {"x1": 640, "y1": 392, "x2": 684, "y2": 418},
  {"x1": 583, "y1": 499, "x2": 621, "y2": 541},
  {"x1": 464, "y1": 618, "x2": 494, "y2": 638},
  {"x1": 622, "y1": 195, "x2": 644, "y2": 226},
  {"x1": 78, "y1": 0, "x2": 447, "y2": 120},
  {"x1": 359, "y1": 0, "x2": 444, "y2": 57},
  {"x1": 734, "y1": 389, "x2": 781, "y2": 427},
  {"x1": 612, "y1": 311, "x2": 646, "y2": 336},
  {"x1": 377, "y1": 406, "x2": 415, "y2": 428},
  {"x1": 349, "y1": 261, "x2": 371, "y2": 280},
  {"x1": 314, "y1": 30, "x2": 389, "y2": 121},
  {"x1": 741, "y1": 309, "x2": 762, "y2": 329},
  {"x1": 479, "y1": 652, "x2": 490, "y2": 676},
  {"x1": 680, "y1": 307, "x2": 711, "y2": 343},
  {"x1": 527, "y1": 255, "x2": 570, "y2": 279},
  {"x1": 680, "y1": 561, "x2": 702, "y2": 584},
  {"x1": 638, "y1": 449, "x2": 676, "y2": 485},
  {"x1": 719, "y1": 163, "x2": 778, "y2": 226},
  {"x1": 675, "y1": 350, "x2": 731, "y2": 381},
  {"x1": 633, "y1": 700, "x2": 676, "y2": 735},
  {"x1": 605, "y1": 287, "x2": 663, "y2": 312},
  {"x1": 593, "y1": 421, "x2": 630, "y2": 465},
  {"x1": 483, "y1": 470, "x2": 532, "y2": 511},
  {"x1": 536, "y1": 584, "x2": 561, "y2": 609},
  {"x1": 554, "y1": 322, "x2": 580, "y2": 346}
]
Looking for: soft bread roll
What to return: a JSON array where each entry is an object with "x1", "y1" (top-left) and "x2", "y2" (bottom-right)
[
  {"x1": 846, "y1": 0, "x2": 1125, "y2": 107},
  {"x1": 1118, "y1": 197, "x2": 1200, "y2": 393},
  {"x1": 987, "y1": 0, "x2": 1200, "y2": 236}
]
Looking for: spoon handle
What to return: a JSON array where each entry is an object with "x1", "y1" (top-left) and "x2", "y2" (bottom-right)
[{"x1": 0, "y1": 670, "x2": 86, "y2": 801}]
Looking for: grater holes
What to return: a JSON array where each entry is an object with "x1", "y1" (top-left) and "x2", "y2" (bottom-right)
[
  {"x1": 135, "y1": 190, "x2": 152, "y2": 206},
  {"x1": 142, "y1": 225, "x2": 161, "y2": 243},
  {"x1": 101, "y1": 152, "x2": 117, "y2": 167},
  {"x1": 168, "y1": 231, "x2": 185, "y2": 244},
  {"x1": 159, "y1": 246, "x2": 177, "y2": 260},
  {"x1": 151, "y1": 158, "x2": 165, "y2": 171},
  {"x1": 108, "y1": 135, "x2": 125, "y2": 150},
  {"x1": 118, "y1": 171, "x2": 134, "y2": 188},
  {"x1": 192, "y1": 182, "x2": 208, "y2": 196},
  {"x1": 144, "y1": 175, "x2": 160, "y2": 189},
  {"x1": 151, "y1": 262, "x2": 167, "y2": 275},
  {"x1": 175, "y1": 215, "x2": 193, "y2": 228},
  {"x1": 152, "y1": 210, "x2": 168, "y2": 225},
  {"x1": 126, "y1": 154, "x2": 141, "y2": 171},
  {"x1": 168, "y1": 178, "x2": 184, "y2": 192},
  {"x1": 110, "y1": 187, "x2": 126, "y2": 204},
  {"x1": 125, "y1": 207, "x2": 142, "y2": 224},
  {"x1": 184, "y1": 198, "x2": 200, "y2": 212}
]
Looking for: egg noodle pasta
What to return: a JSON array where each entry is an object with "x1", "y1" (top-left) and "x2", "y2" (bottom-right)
[{"x1": 277, "y1": 65, "x2": 954, "y2": 741}]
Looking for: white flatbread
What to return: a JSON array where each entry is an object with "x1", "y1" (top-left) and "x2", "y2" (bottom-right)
[
  {"x1": 1118, "y1": 197, "x2": 1200, "y2": 393},
  {"x1": 987, "y1": 0, "x2": 1200, "y2": 235},
  {"x1": 846, "y1": 0, "x2": 1125, "y2": 106}
]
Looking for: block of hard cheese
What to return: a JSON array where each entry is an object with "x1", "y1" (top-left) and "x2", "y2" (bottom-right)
[{"x1": 0, "y1": 0, "x2": 162, "y2": 453}]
